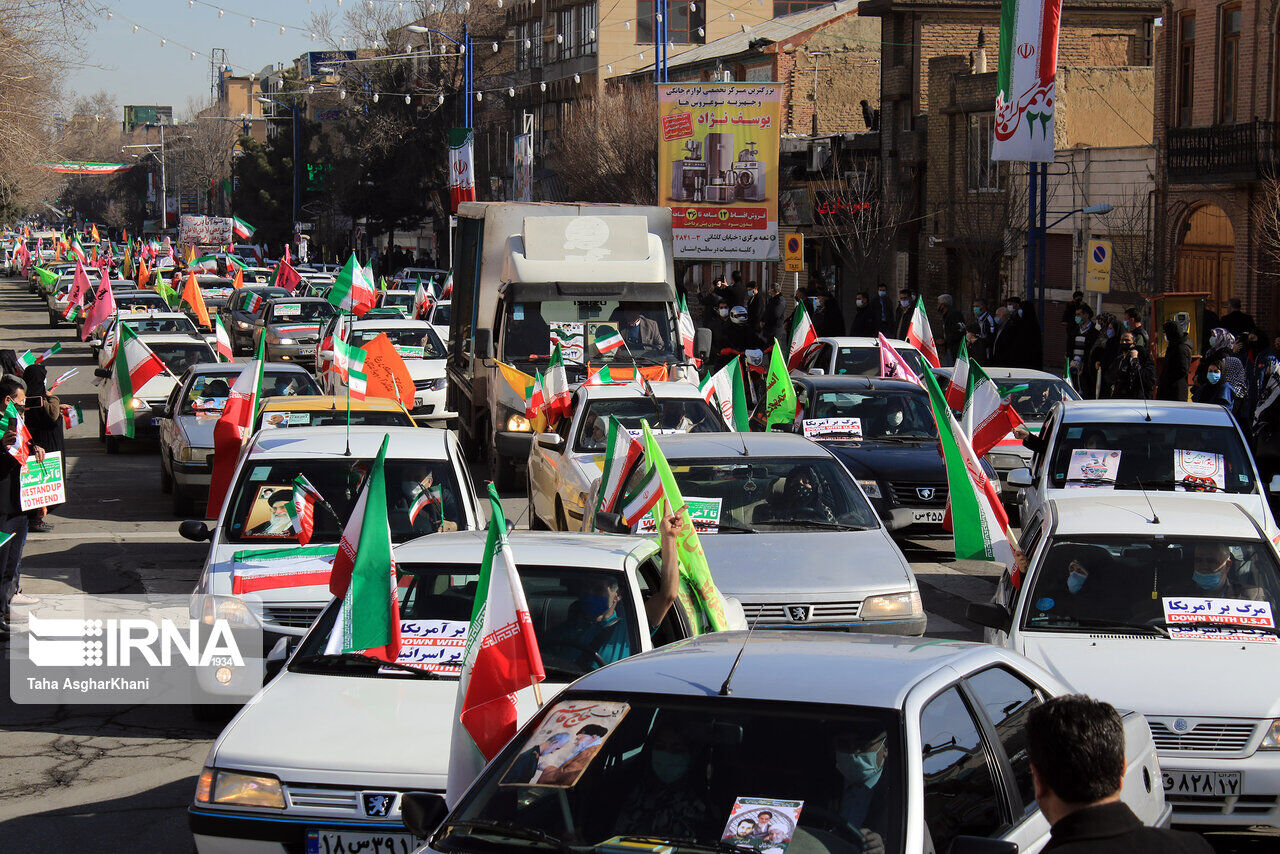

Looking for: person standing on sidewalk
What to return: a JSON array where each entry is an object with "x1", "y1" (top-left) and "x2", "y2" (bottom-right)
[
  {"x1": 0, "y1": 374, "x2": 45, "y2": 632},
  {"x1": 22, "y1": 364, "x2": 64, "y2": 533}
]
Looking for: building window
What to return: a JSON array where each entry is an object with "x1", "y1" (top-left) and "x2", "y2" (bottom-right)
[
  {"x1": 531, "y1": 19, "x2": 544, "y2": 67},
  {"x1": 578, "y1": 4, "x2": 597, "y2": 56},
  {"x1": 1219, "y1": 3, "x2": 1241, "y2": 124},
  {"x1": 773, "y1": 0, "x2": 830, "y2": 14},
  {"x1": 1177, "y1": 12, "x2": 1195, "y2": 126},
  {"x1": 967, "y1": 113, "x2": 1002, "y2": 191},
  {"x1": 556, "y1": 8, "x2": 577, "y2": 60},
  {"x1": 636, "y1": 0, "x2": 704, "y2": 45},
  {"x1": 515, "y1": 23, "x2": 528, "y2": 71}
]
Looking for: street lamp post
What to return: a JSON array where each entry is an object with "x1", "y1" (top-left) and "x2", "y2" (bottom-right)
[
  {"x1": 406, "y1": 24, "x2": 473, "y2": 125},
  {"x1": 1035, "y1": 202, "x2": 1114, "y2": 333},
  {"x1": 258, "y1": 94, "x2": 303, "y2": 231},
  {"x1": 122, "y1": 123, "x2": 171, "y2": 232}
]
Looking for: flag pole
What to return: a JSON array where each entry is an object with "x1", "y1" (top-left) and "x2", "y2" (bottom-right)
[
  {"x1": 344, "y1": 313, "x2": 352, "y2": 458},
  {"x1": 531, "y1": 677, "x2": 543, "y2": 707}
]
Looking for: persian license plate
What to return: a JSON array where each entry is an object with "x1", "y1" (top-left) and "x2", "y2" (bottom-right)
[
  {"x1": 1162, "y1": 770, "x2": 1243, "y2": 797},
  {"x1": 415, "y1": 395, "x2": 426, "y2": 407},
  {"x1": 306, "y1": 829, "x2": 418, "y2": 854},
  {"x1": 150, "y1": 417, "x2": 162, "y2": 426},
  {"x1": 911, "y1": 509, "x2": 945, "y2": 524}
]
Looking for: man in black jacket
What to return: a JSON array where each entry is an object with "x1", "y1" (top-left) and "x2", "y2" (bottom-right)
[
  {"x1": 1028, "y1": 695, "x2": 1211, "y2": 854},
  {"x1": 1157, "y1": 319, "x2": 1192, "y2": 402},
  {"x1": 763, "y1": 281, "x2": 787, "y2": 349}
]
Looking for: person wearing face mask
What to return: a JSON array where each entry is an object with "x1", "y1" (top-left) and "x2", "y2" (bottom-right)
[
  {"x1": 771, "y1": 466, "x2": 837, "y2": 524},
  {"x1": 851, "y1": 290, "x2": 878, "y2": 337},
  {"x1": 893, "y1": 289, "x2": 913, "y2": 340},
  {"x1": 1069, "y1": 304, "x2": 1098, "y2": 397},
  {"x1": 707, "y1": 298, "x2": 732, "y2": 368},
  {"x1": 764, "y1": 281, "x2": 787, "y2": 349},
  {"x1": 1123, "y1": 308, "x2": 1149, "y2": 352},
  {"x1": 873, "y1": 286, "x2": 895, "y2": 335},
  {"x1": 744, "y1": 280, "x2": 765, "y2": 328},
  {"x1": 1086, "y1": 314, "x2": 1121, "y2": 398},
  {"x1": 1180, "y1": 542, "x2": 1265, "y2": 601},
  {"x1": 1061, "y1": 290, "x2": 1085, "y2": 340},
  {"x1": 1192, "y1": 356, "x2": 1234, "y2": 408},
  {"x1": 881, "y1": 406, "x2": 910, "y2": 436},
  {"x1": 971, "y1": 298, "x2": 996, "y2": 347},
  {"x1": 1157, "y1": 319, "x2": 1192, "y2": 402},
  {"x1": 1105, "y1": 331, "x2": 1155, "y2": 400},
  {"x1": 990, "y1": 297, "x2": 1022, "y2": 367},
  {"x1": 817, "y1": 725, "x2": 889, "y2": 854},
  {"x1": 614, "y1": 722, "x2": 711, "y2": 839}
]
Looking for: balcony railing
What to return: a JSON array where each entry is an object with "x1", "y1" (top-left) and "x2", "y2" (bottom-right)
[{"x1": 1167, "y1": 120, "x2": 1278, "y2": 183}]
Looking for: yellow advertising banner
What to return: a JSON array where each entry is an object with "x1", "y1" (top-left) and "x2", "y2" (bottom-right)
[{"x1": 657, "y1": 83, "x2": 781, "y2": 261}]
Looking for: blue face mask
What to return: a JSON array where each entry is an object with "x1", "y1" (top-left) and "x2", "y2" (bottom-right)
[
  {"x1": 650, "y1": 749, "x2": 691, "y2": 784},
  {"x1": 1193, "y1": 570, "x2": 1223, "y2": 592},
  {"x1": 836, "y1": 750, "x2": 883, "y2": 787},
  {"x1": 1105, "y1": 327, "x2": 1115, "y2": 338},
  {"x1": 582, "y1": 593, "x2": 611, "y2": 619},
  {"x1": 1207, "y1": 371, "x2": 1222, "y2": 384},
  {"x1": 1066, "y1": 570, "x2": 1087, "y2": 594}
]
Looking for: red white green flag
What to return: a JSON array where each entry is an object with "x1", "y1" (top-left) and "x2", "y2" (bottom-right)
[
  {"x1": 448, "y1": 128, "x2": 477, "y2": 212},
  {"x1": 700, "y1": 357, "x2": 750, "y2": 431},
  {"x1": 446, "y1": 483, "x2": 545, "y2": 806},
  {"x1": 594, "y1": 326, "x2": 624, "y2": 355},
  {"x1": 994, "y1": 0, "x2": 1061, "y2": 162},
  {"x1": 581, "y1": 364, "x2": 615, "y2": 388},
  {"x1": 593, "y1": 415, "x2": 644, "y2": 523},
  {"x1": 231, "y1": 216, "x2": 256, "y2": 240},
  {"x1": 945, "y1": 338, "x2": 970, "y2": 411},
  {"x1": 787, "y1": 303, "x2": 817, "y2": 369},
  {"x1": 325, "y1": 435, "x2": 401, "y2": 662},
  {"x1": 906, "y1": 297, "x2": 940, "y2": 368},
  {"x1": 328, "y1": 252, "x2": 376, "y2": 316},
  {"x1": 104, "y1": 325, "x2": 168, "y2": 438},
  {"x1": 619, "y1": 464, "x2": 665, "y2": 528},
  {"x1": 543, "y1": 343, "x2": 571, "y2": 422},
  {"x1": 678, "y1": 294, "x2": 696, "y2": 359},
  {"x1": 4, "y1": 400, "x2": 32, "y2": 465},
  {"x1": 962, "y1": 360, "x2": 1026, "y2": 458},
  {"x1": 289, "y1": 473, "x2": 324, "y2": 546},
  {"x1": 407, "y1": 483, "x2": 443, "y2": 526},
  {"x1": 206, "y1": 338, "x2": 266, "y2": 517},
  {"x1": 213, "y1": 316, "x2": 234, "y2": 362},
  {"x1": 525, "y1": 369, "x2": 545, "y2": 420}
]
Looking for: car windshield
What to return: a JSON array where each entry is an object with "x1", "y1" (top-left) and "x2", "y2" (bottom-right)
[
  {"x1": 618, "y1": 457, "x2": 879, "y2": 532},
  {"x1": 242, "y1": 288, "x2": 287, "y2": 310},
  {"x1": 445, "y1": 694, "x2": 902, "y2": 854},
  {"x1": 1046, "y1": 422, "x2": 1255, "y2": 494},
  {"x1": 802, "y1": 389, "x2": 936, "y2": 441},
  {"x1": 182, "y1": 372, "x2": 319, "y2": 416},
  {"x1": 268, "y1": 300, "x2": 334, "y2": 323},
  {"x1": 502, "y1": 300, "x2": 680, "y2": 365},
  {"x1": 148, "y1": 342, "x2": 217, "y2": 375},
  {"x1": 349, "y1": 325, "x2": 446, "y2": 359},
  {"x1": 1023, "y1": 536, "x2": 1280, "y2": 636},
  {"x1": 379, "y1": 293, "x2": 415, "y2": 311},
  {"x1": 294, "y1": 564, "x2": 641, "y2": 679},
  {"x1": 996, "y1": 379, "x2": 1077, "y2": 422},
  {"x1": 255, "y1": 406, "x2": 413, "y2": 430},
  {"x1": 835, "y1": 346, "x2": 924, "y2": 378},
  {"x1": 576, "y1": 399, "x2": 726, "y2": 452},
  {"x1": 121, "y1": 316, "x2": 199, "y2": 337},
  {"x1": 224, "y1": 456, "x2": 466, "y2": 543},
  {"x1": 115, "y1": 295, "x2": 169, "y2": 312},
  {"x1": 431, "y1": 303, "x2": 450, "y2": 327}
]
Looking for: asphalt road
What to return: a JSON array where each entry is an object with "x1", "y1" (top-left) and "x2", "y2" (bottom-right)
[{"x1": 0, "y1": 275, "x2": 1271, "y2": 852}]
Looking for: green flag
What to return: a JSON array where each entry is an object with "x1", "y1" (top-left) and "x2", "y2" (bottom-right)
[
  {"x1": 641, "y1": 421, "x2": 729, "y2": 633},
  {"x1": 157, "y1": 277, "x2": 179, "y2": 307},
  {"x1": 761, "y1": 345, "x2": 797, "y2": 430}
]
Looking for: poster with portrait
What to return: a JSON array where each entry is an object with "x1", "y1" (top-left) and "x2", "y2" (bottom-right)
[
  {"x1": 721, "y1": 797, "x2": 805, "y2": 854},
  {"x1": 240, "y1": 484, "x2": 297, "y2": 538},
  {"x1": 499, "y1": 700, "x2": 629, "y2": 787},
  {"x1": 1063, "y1": 449, "x2": 1121, "y2": 489}
]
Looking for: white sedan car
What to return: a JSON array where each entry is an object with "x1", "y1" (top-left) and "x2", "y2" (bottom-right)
[
  {"x1": 794, "y1": 336, "x2": 926, "y2": 378},
  {"x1": 95, "y1": 332, "x2": 218, "y2": 453},
  {"x1": 527, "y1": 381, "x2": 727, "y2": 532},
  {"x1": 403, "y1": 631, "x2": 1167, "y2": 854},
  {"x1": 188, "y1": 531, "x2": 738, "y2": 854},
  {"x1": 970, "y1": 494, "x2": 1280, "y2": 829}
]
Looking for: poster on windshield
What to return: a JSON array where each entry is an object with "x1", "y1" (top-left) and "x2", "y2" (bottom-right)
[
  {"x1": 721, "y1": 797, "x2": 805, "y2": 854},
  {"x1": 550, "y1": 322, "x2": 585, "y2": 363},
  {"x1": 394, "y1": 619, "x2": 468, "y2": 672},
  {"x1": 1064, "y1": 449, "x2": 1121, "y2": 489},
  {"x1": 19, "y1": 451, "x2": 64, "y2": 510},
  {"x1": 658, "y1": 83, "x2": 781, "y2": 261},
  {"x1": 636, "y1": 497, "x2": 722, "y2": 534},
  {"x1": 802, "y1": 417, "x2": 862, "y2": 441},
  {"x1": 1163, "y1": 597, "x2": 1274, "y2": 628},
  {"x1": 1174, "y1": 450, "x2": 1225, "y2": 492},
  {"x1": 260, "y1": 412, "x2": 312, "y2": 429},
  {"x1": 499, "y1": 700, "x2": 630, "y2": 787}
]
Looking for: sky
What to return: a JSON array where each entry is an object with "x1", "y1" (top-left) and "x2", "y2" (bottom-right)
[{"x1": 65, "y1": 1, "x2": 354, "y2": 118}]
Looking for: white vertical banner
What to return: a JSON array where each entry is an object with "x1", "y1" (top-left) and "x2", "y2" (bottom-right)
[
  {"x1": 992, "y1": 0, "x2": 1062, "y2": 162},
  {"x1": 513, "y1": 133, "x2": 533, "y2": 202}
]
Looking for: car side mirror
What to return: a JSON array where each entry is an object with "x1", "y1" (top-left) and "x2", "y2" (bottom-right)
[
  {"x1": 265, "y1": 636, "x2": 295, "y2": 681},
  {"x1": 536, "y1": 432, "x2": 564, "y2": 451},
  {"x1": 966, "y1": 602, "x2": 1013, "y2": 633},
  {"x1": 593, "y1": 511, "x2": 630, "y2": 534},
  {"x1": 1269, "y1": 475, "x2": 1280, "y2": 494},
  {"x1": 401, "y1": 791, "x2": 449, "y2": 838},
  {"x1": 695, "y1": 327, "x2": 711, "y2": 360},
  {"x1": 474, "y1": 328, "x2": 492, "y2": 360},
  {"x1": 808, "y1": 368, "x2": 825, "y2": 376},
  {"x1": 179, "y1": 520, "x2": 213, "y2": 542},
  {"x1": 1007, "y1": 467, "x2": 1033, "y2": 488},
  {"x1": 948, "y1": 836, "x2": 1018, "y2": 854},
  {"x1": 93, "y1": 367, "x2": 111, "y2": 379}
]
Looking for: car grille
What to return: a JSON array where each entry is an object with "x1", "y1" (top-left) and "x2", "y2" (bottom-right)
[
  {"x1": 739, "y1": 601, "x2": 862, "y2": 625},
  {"x1": 1147, "y1": 719, "x2": 1257, "y2": 753},
  {"x1": 1164, "y1": 792, "x2": 1278, "y2": 816},
  {"x1": 414, "y1": 377, "x2": 445, "y2": 391},
  {"x1": 263, "y1": 605, "x2": 324, "y2": 630},
  {"x1": 282, "y1": 783, "x2": 437, "y2": 821},
  {"x1": 886, "y1": 481, "x2": 948, "y2": 506}
]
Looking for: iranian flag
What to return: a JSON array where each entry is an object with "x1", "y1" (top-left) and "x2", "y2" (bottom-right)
[
  {"x1": 594, "y1": 325, "x2": 624, "y2": 355},
  {"x1": 906, "y1": 297, "x2": 940, "y2": 368},
  {"x1": 329, "y1": 252, "x2": 377, "y2": 316},
  {"x1": 447, "y1": 127, "x2": 477, "y2": 211},
  {"x1": 81, "y1": 276, "x2": 116, "y2": 341},
  {"x1": 945, "y1": 338, "x2": 971, "y2": 411},
  {"x1": 36, "y1": 343, "x2": 62, "y2": 364},
  {"x1": 994, "y1": 0, "x2": 1062, "y2": 162},
  {"x1": 213, "y1": 316, "x2": 234, "y2": 362},
  {"x1": 962, "y1": 361, "x2": 1026, "y2": 458},
  {"x1": 922, "y1": 368, "x2": 1016, "y2": 567},
  {"x1": 411, "y1": 275, "x2": 433, "y2": 320},
  {"x1": 543, "y1": 343, "x2": 571, "y2": 422},
  {"x1": 325, "y1": 435, "x2": 401, "y2": 662},
  {"x1": 445, "y1": 483, "x2": 545, "y2": 806},
  {"x1": 525, "y1": 369, "x2": 546, "y2": 420},
  {"x1": 787, "y1": 302, "x2": 818, "y2": 369},
  {"x1": 408, "y1": 483, "x2": 443, "y2": 526},
  {"x1": 348, "y1": 369, "x2": 368, "y2": 401},
  {"x1": 272, "y1": 247, "x2": 302, "y2": 294},
  {"x1": 4, "y1": 400, "x2": 32, "y2": 465},
  {"x1": 231, "y1": 216, "x2": 256, "y2": 240},
  {"x1": 289, "y1": 473, "x2": 324, "y2": 546},
  {"x1": 69, "y1": 237, "x2": 86, "y2": 263},
  {"x1": 678, "y1": 294, "x2": 696, "y2": 359},
  {"x1": 332, "y1": 320, "x2": 367, "y2": 385},
  {"x1": 618, "y1": 464, "x2": 665, "y2": 528},
  {"x1": 15, "y1": 351, "x2": 35, "y2": 370},
  {"x1": 581, "y1": 364, "x2": 615, "y2": 388},
  {"x1": 63, "y1": 259, "x2": 93, "y2": 319},
  {"x1": 104, "y1": 325, "x2": 169, "y2": 438},
  {"x1": 700, "y1": 357, "x2": 750, "y2": 431},
  {"x1": 878, "y1": 333, "x2": 922, "y2": 385},
  {"x1": 594, "y1": 415, "x2": 644, "y2": 523},
  {"x1": 206, "y1": 338, "x2": 266, "y2": 517},
  {"x1": 62, "y1": 403, "x2": 84, "y2": 429}
]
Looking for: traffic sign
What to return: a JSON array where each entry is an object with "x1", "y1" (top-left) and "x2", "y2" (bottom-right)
[
  {"x1": 783, "y1": 233, "x2": 804, "y2": 272},
  {"x1": 1086, "y1": 238, "x2": 1112, "y2": 293}
]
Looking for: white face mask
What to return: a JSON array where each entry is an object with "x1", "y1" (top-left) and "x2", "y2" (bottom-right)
[
  {"x1": 718, "y1": 307, "x2": 729, "y2": 318},
  {"x1": 899, "y1": 299, "x2": 910, "y2": 308}
]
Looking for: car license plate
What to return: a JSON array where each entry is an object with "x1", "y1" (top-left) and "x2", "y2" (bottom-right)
[
  {"x1": 306, "y1": 829, "x2": 419, "y2": 854},
  {"x1": 1162, "y1": 770, "x2": 1243, "y2": 797},
  {"x1": 150, "y1": 417, "x2": 162, "y2": 426},
  {"x1": 911, "y1": 509, "x2": 945, "y2": 524},
  {"x1": 415, "y1": 395, "x2": 426, "y2": 407}
]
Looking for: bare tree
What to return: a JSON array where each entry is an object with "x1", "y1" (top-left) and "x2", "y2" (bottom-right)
[
  {"x1": 552, "y1": 84, "x2": 657, "y2": 204},
  {"x1": 170, "y1": 99, "x2": 241, "y2": 215},
  {"x1": 939, "y1": 167, "x2": 1031, "y2": 306},
  {"x1": 1104, "y1": 184, "x2": 1155, "y2": 302}
]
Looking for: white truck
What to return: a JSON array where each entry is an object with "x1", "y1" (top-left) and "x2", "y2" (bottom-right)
[{"x1": 446, "y1": 203, "x2": 708, "y2": 489}]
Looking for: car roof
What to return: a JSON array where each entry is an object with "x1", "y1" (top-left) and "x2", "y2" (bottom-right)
[
  {"x1": 932, "y1": 366, "x2": 1066, "y2": 382},
  {"x1": 1059, "y1": 399, "x2": 1235, "y2": 426},
  {"x1": 818, "y1": 336, "x2": 918, "y2": 349},
  {"x1": 793, "y1": 375, "x2": 925, "y2": 393},
  {"x1": 651, "y1": 431, "x2": 829, "y2": 459},
  {"x1": 571, "y1": 631, "x2": 1000, "y2": 708},
  {"x1": 395, "y1": 530, "x2": 654, "y2": 568},
  {"x1": 579, "y1": 380, "x2": 706, "y2": 401},
  {"x1": 133, "y1": 333, "x2": 213, "y2": 346},
  {"x1": 1048, "y1": 495, "x2": 1261, "y2": 539},
  {"x1": 381, "y1": 290, "x2": 416, "y2": 297},
  {"x1": 267, "y1": 296, "x2": 329, "y2": 303},
  {"x1": 186, "y1": 362, "x2": 312, "y2": 377},
  {"x1": 115, "y1": 311, "x2": 192, "y2": 322},
  {"x1": 246, "y1": 425, "x2": 448, "y2": 459},
  {"x1": 258, "y1": 395, "x2": 407, "y2": 413},
  {"x1": 351, "y1": 318, "x2": 429, "y2": 329}
]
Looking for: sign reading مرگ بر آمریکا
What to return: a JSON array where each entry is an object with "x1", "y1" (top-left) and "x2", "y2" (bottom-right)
[
  {"x1": 658, "y1": 82, "x2": 781, "y2": 261},
  {"x1": 19, "y1": 451, "x2": 65, "y2": 511}
]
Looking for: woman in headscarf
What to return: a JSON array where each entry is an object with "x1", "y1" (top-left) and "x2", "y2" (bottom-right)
[
  {"x1": 22, "y1": 364, "x2": 64, "y2": 533},
  {"x1": 1197, "y1": 328, "x2": 1249, "y2": 426},
  {"x1": 1157, "y1": 319, "x2": 1192, "y2": 402},
  {"x1": 1252, "y1": 357, "x2": 1280, "y2": 480}
]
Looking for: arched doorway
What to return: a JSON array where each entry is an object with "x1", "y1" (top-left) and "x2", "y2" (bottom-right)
[{"x1": 1175, "y1": 204, "x2": 1235, "y2": 310}]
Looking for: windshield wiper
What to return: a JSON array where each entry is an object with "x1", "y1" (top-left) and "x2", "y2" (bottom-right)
[
  {"x1": 1114, "y1": 478, "x2": 1230, "y2": 493},
  {"x1": 659, "y1": 837, "x2": 760, "y2": 854},
  {"x1": 1027, "y1": 617, "x2": 1169, "y2": 637},
  {"x1": 292, "y1": 652, "x2": 440, "y2": 678},
  {"x1": 441, "y1": 819, "x2": 572, "y2": 852},
  {"x1": 760, "y1": 518, "x2": 868, "y2": 531},
  {"x1": 699, "y1": 521, "x2": 757, "y2": 534}
]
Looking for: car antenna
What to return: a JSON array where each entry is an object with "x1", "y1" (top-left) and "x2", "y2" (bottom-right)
[
  {"x1": 1135, "y1": 478, "x2": 1160, "y2": 525},
  {"x1": 719, "y1": 607, "x2": 765, "y2": 697}
]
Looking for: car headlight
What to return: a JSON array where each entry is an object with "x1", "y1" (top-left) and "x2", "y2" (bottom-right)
[
  {"x1": 857, "y1": 479, "x2": 882, "y2": 499},
  {"x1": 235, "y1": 320, "x2": 250, "y2": 330},
  {"x1": 178, "y1": 446, "x2": 213, "y2": 463},
  {"x1": 1261, "y1": 720, "x2": 1280, "y2": 750},
  {"x1": 200, "y1": 595, "x2": 259, "y2": 629},
  {"x1": 986, "y1": 453, "x2": 1026, "y2": 470},
  {"x1": 196, "y1": 767, "x2": 285, "y2": 809},
  {"x1": 278, "y1": 337, "x2": 295, "y2": 345},
  {"x1": 130, "y1": 397, "x2": 150, "y2": 411},
  {"x1": 506, "y1": 413, "x2": 531, "y2": 432},
  {"x1": 861, "y1": 591, "x2": 922, "y2": 619}
]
